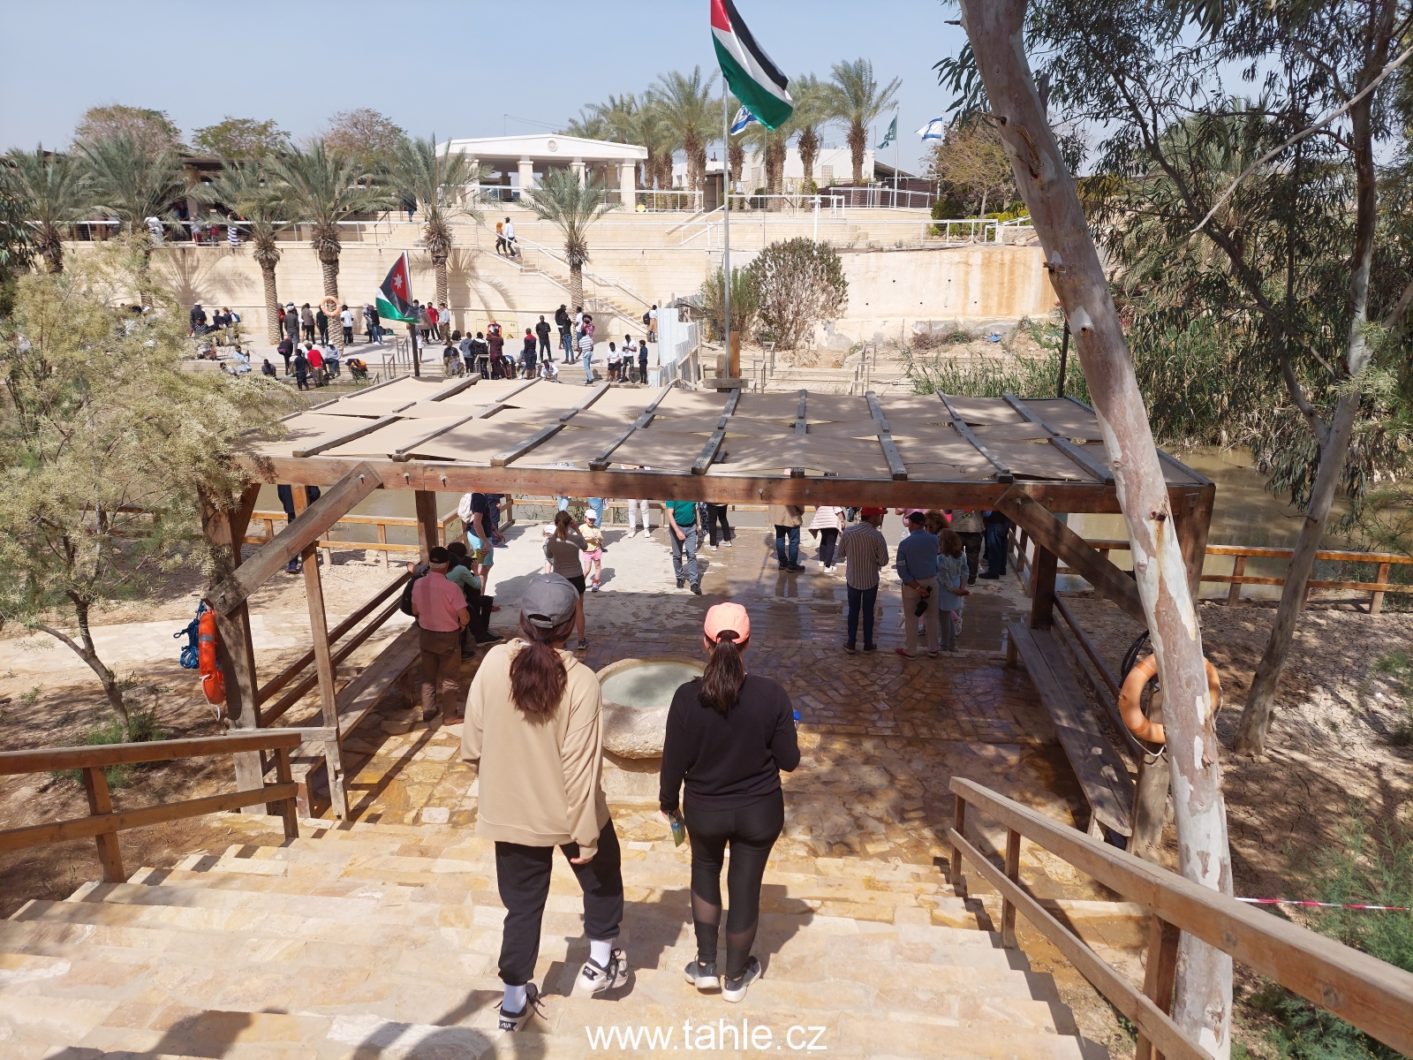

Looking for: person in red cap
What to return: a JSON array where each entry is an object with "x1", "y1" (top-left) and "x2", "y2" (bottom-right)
[
  {"x1": 659, "y1": 603, "x2": 800, "y2": 1003},
  {"x1": 839, "y1": 507, "x2": 889, "y2": 652}
]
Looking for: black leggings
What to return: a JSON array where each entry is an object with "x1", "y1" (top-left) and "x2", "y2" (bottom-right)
[
  {"x1": 817, "y1": 527, "x2": 839, "y2": 567},
  {"x1": 683, "y1": 789, "x2": 784, "y2": 978}
]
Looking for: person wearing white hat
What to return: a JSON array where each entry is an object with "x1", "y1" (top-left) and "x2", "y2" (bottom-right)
[
  {"x1": 579, "y1": 508, "x2": 605, "y2": 591},
  {"x1": 461, "y1": 573, "x2": 628, "y2": 1032}
]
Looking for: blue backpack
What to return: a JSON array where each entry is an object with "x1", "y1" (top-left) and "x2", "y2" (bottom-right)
[{"x1": 175, "y1": 602, "x2": 208, "y2": 669}]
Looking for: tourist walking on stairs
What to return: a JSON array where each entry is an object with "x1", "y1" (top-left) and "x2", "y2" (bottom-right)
[
  {"x1": 840, "y1": 506, "x2": 888, "y2": 653},
  {"x1": 411, "y1": 546, "x2": 470, "y2": 723},
  {"x1": 895, "y1": 511, "x2": 941, "y2": 658},
  {"x1": 660, "y1": 603, "x2": 800, "y2": 1002},
  {"x1": 461, "y1": 574, "x2": 628, "y2": 1033}
]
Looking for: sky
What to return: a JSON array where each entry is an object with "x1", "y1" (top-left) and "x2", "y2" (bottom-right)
[{"x1": 0, "y1": 0, "x2": 969, "y2": 174}]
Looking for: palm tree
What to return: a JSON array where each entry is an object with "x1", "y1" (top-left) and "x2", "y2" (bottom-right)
[
  {"x1": 205, "y1": 163, "x2": 285, "y2": 343},
  {"x1": 387, "y1": 136, "x2": 480, "y2": 305},
  {"x1": 266, "y1": 141, "x2": 390, "y2": 350},
  {"x1": 1, "y1": 147, "x2": 93, "y2": 273},
  {"x1": 519, "y1": 169, "x2": 611, "y2": 308},
  {"x1": 790, "y1": 75, "x2": 830, "y2": 192},
  {"x1": 81, "y1": 134, "x2": 185, "y2": 298},
  {"x1": 650, "y1": 67, "x2": 719, "y2": 204},
  {"x1": 827, "y1": 59, "x2": 901, "y2": 185}
]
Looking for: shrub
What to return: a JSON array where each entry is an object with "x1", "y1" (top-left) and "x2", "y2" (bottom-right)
[
  {"x1": 698, "y1": 266, "x2": 759, "y2": 343},
  {"x1": 55, "y1": 710, "x2": 167, "y2": 789},
  {"x1": 744, "y1": 238, "x2": 848, "y2": 351}
]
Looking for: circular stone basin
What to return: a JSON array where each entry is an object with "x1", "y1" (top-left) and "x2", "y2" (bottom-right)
[{"x1": 597, "y1": 657, "x2": 703, "y2": 759}]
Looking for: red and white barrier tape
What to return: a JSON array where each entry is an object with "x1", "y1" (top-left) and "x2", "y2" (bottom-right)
[{"x1": 1237, "y1": 897, "x2": 1410, "y2": 912}]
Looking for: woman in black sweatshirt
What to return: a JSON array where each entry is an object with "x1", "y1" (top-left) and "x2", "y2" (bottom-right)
[{"x1": 659, "y1": 602, "x2": 800, "y2": 1003}]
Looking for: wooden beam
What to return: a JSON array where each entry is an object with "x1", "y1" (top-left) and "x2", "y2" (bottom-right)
[
  {"x1": 490, "y1": 384, "x2": 611, "y2": 468},
  {"x1": 82, "y1": 767, "x2": 125, "y2": 882},
  {"x1": 1061, "y1": 394, "x2": 1212, "y2": 488},
  {"x1": 0, "y1": 731, "x2": 302, "y2": 775},
  {"x1": 691, "y1": 388, "x2": 743, "y2": 475},
  {"x1": 208, "y1": 463, "x2": 383, "y2": 614},
  {"x1": 1003, "y1": 394, "x2": 1114, "y2": 483},
  {"x1": 1030, "y1": 546, "x2": 1058, "y2": 629},
  {"x1": 938, "y1": 392, "x2": 1014, "y2": 482},
  {"x1": 414, "y1": 489, "x2": 440, "y2": 554},
  {"x1": 1174, "y1": 483, "x2": 1216, "y2": 601},
  {"x1": 995, "y1": 487, "x2": 1146, "y2": 624},
  {"x1": 589, "y1": 385, "x2": 674, "y2": 471},
  {"x1": 301, "y1": 544, "x2": 346, "y2": 819},
  {"x1": 865, "y1": 392, "x2": 908, "y2": 481},
  {"x1": 389, "y1": 378, "x2": 538, "y2": 461}
]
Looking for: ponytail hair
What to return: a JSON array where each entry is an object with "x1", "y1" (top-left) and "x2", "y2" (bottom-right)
[
  {"x1": 509, "y1": 615, "x2": 575, "y2": 720},
  {"x1": 698, "y1": 630, "x2": 746, "y2": 715}
]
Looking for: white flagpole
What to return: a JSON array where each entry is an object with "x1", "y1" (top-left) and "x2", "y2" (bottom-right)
[{"x1": 722, "y1": 89, "x2": 732, "y2": 375}]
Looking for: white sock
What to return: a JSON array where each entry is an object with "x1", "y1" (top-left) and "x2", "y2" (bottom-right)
[
  {"x1": 589, "y1": 938, "x2": 614, "y2": 967},
  {"x1": 503, "y1": 983, "x2": 527, "y2": 1013}
]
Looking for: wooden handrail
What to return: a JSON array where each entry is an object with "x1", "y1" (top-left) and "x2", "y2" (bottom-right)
[
  {"x1": 948, "y1": 777, "x2": 1413, "y2": 1058},
  {"x1": 0, "y1": 730, "x2": 301, "y2": 775},
  {"x1": 0, "y1": 730, "x2": 301, "y2": 883}
]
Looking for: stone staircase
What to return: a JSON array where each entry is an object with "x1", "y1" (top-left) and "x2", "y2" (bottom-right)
[{"x1": 0, "y1": 810, "x2": 1101, "y2": 1058}]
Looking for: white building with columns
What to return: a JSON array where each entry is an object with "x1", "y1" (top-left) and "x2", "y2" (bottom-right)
[{"x1": 436, "y1": 134, "x2": 647, "y2": 206}]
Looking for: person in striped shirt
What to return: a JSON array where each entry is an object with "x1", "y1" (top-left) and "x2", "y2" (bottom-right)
[{"x1": 839, "y1": 507, "x2": 889, "y2": 653}]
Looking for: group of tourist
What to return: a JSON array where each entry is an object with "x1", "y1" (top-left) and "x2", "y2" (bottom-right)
[{"x1": 461, "y1": 580, "x2": 798, "y2": 1029}]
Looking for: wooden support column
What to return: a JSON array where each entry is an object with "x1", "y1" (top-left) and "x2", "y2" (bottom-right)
[
  {"x1": 414, "y1": 489, "x2": 441, "y2": 555},
  {"x1": 1131, "y1": 702, "x2": 1171, "y2": 863},
  {"x1": 1173, "y1": 484, "x2": 1216, "y2": 602},
  {"x1": 200, "y1": 485, "x2": 265, "y2": 805},
  {"x1": 1031, "y1": 546, "x2": 1058, "y2": 629},
  {"x1": 301, "y1": 540, "x2": 347, "y2": 819}
]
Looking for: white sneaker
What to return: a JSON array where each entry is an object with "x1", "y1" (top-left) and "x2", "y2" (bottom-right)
[
  {"x1": 576, "y1": 948, "x2": 629, "y2": 995},
  {"x1": 722, "y1": 956, "x2": 761, "y2": 1003}
]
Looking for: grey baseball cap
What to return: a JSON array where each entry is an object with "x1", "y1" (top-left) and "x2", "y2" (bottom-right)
[{"x1": 522, "y1": 574, "x2": 578, "y2": 629}]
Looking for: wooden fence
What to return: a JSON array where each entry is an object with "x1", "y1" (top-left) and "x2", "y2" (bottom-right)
[{"x1": 948, "y1": 777, "x2": 1413, "y2": 1059}]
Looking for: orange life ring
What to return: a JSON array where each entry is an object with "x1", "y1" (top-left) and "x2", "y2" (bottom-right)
[
  {"x1": 320, "y1": 295, "x2": 340, "y2": 317},
  {"x1": 1118, "y1": 654, "x2": 1220, "y2": 744},
  {"x1": 198, "y1": 609, "x2": 226, "y2": 706}
]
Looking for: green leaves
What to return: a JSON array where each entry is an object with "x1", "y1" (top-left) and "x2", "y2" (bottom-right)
[{"x1": 518, "y1": 170, "x2": 612, "y2": 268}]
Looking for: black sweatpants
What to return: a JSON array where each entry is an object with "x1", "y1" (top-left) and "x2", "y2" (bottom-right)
[
  {"x1": 683, "y1": 789, "x2": 784, "y2": 978},
  {"x1": 494, "y1": 817, "x2": 623, "y2": 986}
]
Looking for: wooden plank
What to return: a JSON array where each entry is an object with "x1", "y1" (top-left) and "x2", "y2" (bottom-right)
[
  {"x1": 947, "y1": 825, "x2": 1204, "y2": 1060},
  {"x1": 0, "y1": 784, "x2": 299, "y2": 854},
  {"x1": 1174, "y1": 484, "x2": 1215, "y2": 600},
  {"x1": 1226, "y1": 555, "x2": 1246, "y2": 605},
  {"x1": 1136, "y1": 915, "x2": 1182, "y2": 1060},
  {"x1": 272, "y1": 748, "x2": 300, "y2": 840},
  {"x1": 996, "y1": 487, "x2": 1146, "y2": 625},
  {"x1": 1004, "y1": 394, "x2": 1114, "y2": 483},
  {"x1": 1001, "y1": 828, "x2": 1022, "y2": 948},
  {"x1": 953, "y1": 775, "x2": 1413, "y2": 1058},
  {"x1": 938, "y1": 392, "x2": 1014, "y2": 482},
  {"x1": 292, "y1": 414, "x2": 401, "y2": 459},
  {"x1": 691, "y1": 388, "x2": 743, "y2": 475},
  {"x1": 1008, "y1": 622, "x2": 1134, "y2": 837},
  {"x1": 82, "y1": 768, "x2": 125, "y2": 883},
  {"x1": 1030, "y1": 546, "x2": 1058, "y2": 629},
  {"x1": 1062, "y1": 394, "x2": 1212, "y2": 488},
  {"x1": 209, "y1": 464, "x2": 383, "y2": 614},
  {"x1": 490, "y1": 383, "x2": 612, "y2": 468},
  {"x1": 865, "y1": 392, "x2": 908, "y2": 481},
  {"x1": 301, "y1": 545, "x2": 346, "y2": 820},
  {"x1": 414, "y1": 490, "x2": 440, "y2": 554},
  {"x1": 1370, "y1": 561, "x2": 1392, "y2": 614},
  {"x1": 389, "y1": 378, "x2": 538, "y2": 461},
  {"x1": 332, "y1": 625, "x2": 422, "y2": 734},
  {"x1": 589, "y1": 385, "x2": 674, "y2": 471},
  {"x1": 0, "y1": 731, "x2": 302, "y2": 775}
]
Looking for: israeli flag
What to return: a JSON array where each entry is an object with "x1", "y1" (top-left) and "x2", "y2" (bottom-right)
[
  {"x1": 730, "y1": 106, "x2": 758, "y2": 135},
  {"x1": 917, "y1": 117, "x2": 947, "y2": 140}
]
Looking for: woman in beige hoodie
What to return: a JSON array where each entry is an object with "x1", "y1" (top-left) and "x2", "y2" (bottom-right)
[{"x1": 461, "y1": 573, "x2": 627, "y2": 1032}]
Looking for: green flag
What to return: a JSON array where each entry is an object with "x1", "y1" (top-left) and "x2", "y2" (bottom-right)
[{"x1": 877, "y1": 116, "x2": 897, "y2": 150}]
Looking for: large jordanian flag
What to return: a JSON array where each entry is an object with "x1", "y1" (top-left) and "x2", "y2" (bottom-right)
[
  {"x1": 375, "y1": 252, "x2": 417, "y2": 323},
  {"x1": 711, "y1": 0, "x2": 793, "y2": 129}
]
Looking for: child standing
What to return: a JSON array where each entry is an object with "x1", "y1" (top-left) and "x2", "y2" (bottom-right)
[
  {"x1": 936, "y1": 529, "x2": 970, "y2": 651},
  {"x1": 580, "y1": 509, "x2": 605, "y2": 591},
  {"x1": 622, "y1": 336, "x2": 638, "y2": 382},
  {"x1": 521, "y1": 328, "x2": 538, "y2": 378},
  {"x1": 637, "y1": 339, "x2": 649, "y2": 386}
]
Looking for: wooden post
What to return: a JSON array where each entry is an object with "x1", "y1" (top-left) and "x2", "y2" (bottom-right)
[
  {"x1": 414, "y1": 489, "x2": 440, "y2": 555},
  {"x1": 82, "y1": 766, "x2": 125, "y2": 882},
  {"x1": 302, "y1": 541, "x2": 347, "y2": 819},
  {"x1": 1227, "y1": 555, "x2": 1246, "y2": 605},
  {"x1": 1001, "y1": 828, "x2": 1021, "y2": 948},
  {"x1": 200, "y1": 487, "x2": 265, "y2": 804},
  {"x1": 1030, "y1": 547, "x2": 1058, "y2": 629},
  {"x1": 1131, "y1": 699, "x2": 1171, "y2": 864},
  {"x1": 949, "y1": 797, "x2": 968, "y2": 898},
  {"x1": 1136, "y1": 915, "x2": 1182, "y2": 1060},
  {"x1": 1174, "y1": 486, "x2": 1215, "y2": 602},
  {"x1": 377, "y1": 523, "x2": 389, "y2": 569},
  {"x1": 273, "y1": 747, "x2": 300, "y2": 840},
  {"x1": 1370, "y1": 561, "x2": 1391, "y2": 615}
]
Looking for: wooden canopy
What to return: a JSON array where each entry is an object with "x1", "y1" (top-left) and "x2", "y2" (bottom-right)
[{"x1": 243, "y1": 377, "x2": 1210, "y2": 512}]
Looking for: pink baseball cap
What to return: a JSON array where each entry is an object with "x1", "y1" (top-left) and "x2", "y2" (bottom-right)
[{"x1": 703, "y1": 603, "x2": 750, "y2": 650}]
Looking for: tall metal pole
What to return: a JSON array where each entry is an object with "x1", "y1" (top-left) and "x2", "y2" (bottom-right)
[{"x1": 722, "y1": 90, "x2": 732, "y2": 370}]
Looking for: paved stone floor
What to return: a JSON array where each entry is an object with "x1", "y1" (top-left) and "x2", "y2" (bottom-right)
[{"x1": 318, "y1": 511, "x2": 1092, "y2": 882}]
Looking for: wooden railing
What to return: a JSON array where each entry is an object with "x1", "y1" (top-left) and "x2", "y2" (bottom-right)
[
  {"x1": 947, "y1": 778, "x2": 1413, "y2": 1059},
  {"x1": 244, "y1": 507, "x2": 463, "y2": 566},
  {"x1": 0, "y1": 732, "x2": 302, "y2": 884}
]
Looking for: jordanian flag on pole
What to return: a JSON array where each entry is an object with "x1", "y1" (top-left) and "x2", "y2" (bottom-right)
[
  {"x1": 375, "y1": 251, "x2": 416, "y2": 323},
  {"x1": 711, "y1": 0, "x2": 793, "y2": 129}
]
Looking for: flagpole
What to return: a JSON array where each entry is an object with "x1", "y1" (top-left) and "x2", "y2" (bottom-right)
[{"x1": 722, "y1": 88, "x2": 732, "y2": 379}]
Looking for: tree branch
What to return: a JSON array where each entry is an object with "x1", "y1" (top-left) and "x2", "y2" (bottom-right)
[{"x1": 1191, "y1": 39, "x2": 1413, "y2": 234}]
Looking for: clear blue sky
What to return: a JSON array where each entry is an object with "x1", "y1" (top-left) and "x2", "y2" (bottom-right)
[{"x1": 0, "y1": 0, "x2": 968, "y2": 173}]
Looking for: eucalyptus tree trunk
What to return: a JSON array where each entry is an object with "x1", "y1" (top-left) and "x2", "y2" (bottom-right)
[
  {"x1": 958, "y1": 3, "x2": 1233, "y2": 1054},
  {"x1": 1236, "y1": 57, "x2": 1383, "y2": 757}
]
